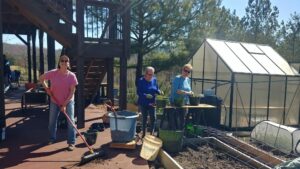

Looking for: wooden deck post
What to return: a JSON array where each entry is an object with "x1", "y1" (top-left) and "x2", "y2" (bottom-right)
[
  {"x1": 47, "y1": 34, "x2": 55, "y2": 70},
  {"x1": 32, "y1": 28, "x2": 37, "y2": 83},
  {"x1": 39, "y1": 30, "x2": 44, "y2": 75},
  {"x1": 0, "y1": 0, "x2": 6, "y2": 141},
  {"x1": 119, "y1": 0, "x2": 131, "y2": 110},
  {"x1": 76, "y1": 0, "x2": 85, "y2": 128},
  {"x1": 27, "y1": 34, "x2": 32, "y2": 82}
]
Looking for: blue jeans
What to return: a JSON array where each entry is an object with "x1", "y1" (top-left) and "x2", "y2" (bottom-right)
[
  {"x1": 140, "y1": 105, "x2": 156, "y2": 136},
  {"x1": 48, "y1": 100, "x2": 76, "y2": 145}
]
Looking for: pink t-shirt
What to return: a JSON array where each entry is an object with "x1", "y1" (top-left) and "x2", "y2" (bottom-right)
[{"x1": 44, "y1": 69, "x2": 78, "y2": 105}]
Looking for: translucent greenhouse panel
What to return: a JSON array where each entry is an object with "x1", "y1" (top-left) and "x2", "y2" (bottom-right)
[
  {"x1": 206, "y1": 39, "x2": 250, "y2": 73},
  {"x1": 216, "y1": 63, "x2": 231, "y2": 127},
  {"x1": 291, "y1": 63, "x2": 300, "y2": 73},
  {"x1": 204, "y1": 43, "x2": 217, "y2": 77},
  {"x1": 285, "y1": 77, "x2": 300, "y2": 125},
  {"x1": 268, "y1": 76, "x2": 286, "y2": 124},
  {"x1": 251, "y1": 121, "x2": 299, "y2": 154},
  {"x1": 251, "y1": 54, "x2": 285, "y2": 75},
  {"x1": 241, "y1": 43, "x2": 264, "y2": 54},
  {"x1": 217, "y1": 55, "x2": 231, "y2": 81},
  {"x1": 191, "y1": 44, "x2": 204, "y2": 79},
  {"x1": 191, "y1": 81, "x2": 203, "y2": 96},
  {"x1": 226, "y1": 42, "x2": 268, "y2": 74},
  {"x1": 259, "y1": 45, "x2": 295, "y2": 75},
  {"x1": 203, "y1": 44, "x2": 218, "y2": 90},
  {"x1": 293, "y1": 130, "x2": 300, "y2": 154},
  {"x1": 218, "y1": 81, "x2": 232, "y2": 127},
  {"x1": 231, "y1": 74, "x2": 252, "y2": 128},
  {"x1": 251, "y1": 75, "x2": 269, "y2": 125}
]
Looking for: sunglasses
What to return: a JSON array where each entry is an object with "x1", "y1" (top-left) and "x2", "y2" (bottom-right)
[
  {"x1": 183, "y1": 69, "x2": 191, "y2": 73},
  {"x1": 60, "y1": 59, "x2": 69, "y2": 63},
  {"x1": 146, "y1": 73, "x2": 153, "y2": 76}
]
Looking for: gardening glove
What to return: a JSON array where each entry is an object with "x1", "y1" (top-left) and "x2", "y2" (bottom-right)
[{"x1": 145, "y1": 94, "x2": 153, "y2": 99}]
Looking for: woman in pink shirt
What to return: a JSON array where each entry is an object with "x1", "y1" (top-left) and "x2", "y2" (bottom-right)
[{"x1": 40, "y1": 55, "x2": 78, "y2": 151}]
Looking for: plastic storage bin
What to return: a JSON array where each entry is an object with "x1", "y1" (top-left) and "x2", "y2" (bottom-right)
[{"x1": 109, "y1": 111, "x2": 138, "y2": 142}]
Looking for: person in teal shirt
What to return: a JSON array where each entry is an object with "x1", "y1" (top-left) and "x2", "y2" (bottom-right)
[{"x1": 170, "y1": 64, "x2": 194, "y2": 105}]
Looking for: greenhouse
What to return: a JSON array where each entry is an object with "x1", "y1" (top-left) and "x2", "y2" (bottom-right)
[{"x1": 190, "y1": 38, "x2": 300, "y2": 130}]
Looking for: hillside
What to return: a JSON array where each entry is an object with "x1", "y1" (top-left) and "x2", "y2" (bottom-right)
[{"x1": 3, "y1": 43, "x2": 61, "y2": 67}]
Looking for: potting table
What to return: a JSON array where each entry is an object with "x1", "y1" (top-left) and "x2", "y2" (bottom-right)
[
  {"x1": 21, "y1": 88, "x2": 49, "y2": 111},
  {"x1": 183, "y1": 104, "x2": 217, "y2": 127},
  {"x1": 160, "y1": 104, "x2": 215, "y2": 130}
]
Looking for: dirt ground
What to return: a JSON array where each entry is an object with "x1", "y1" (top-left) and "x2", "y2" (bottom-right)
[{"x1": 172, "y1": 143, "x2": 252, "y2": 169}]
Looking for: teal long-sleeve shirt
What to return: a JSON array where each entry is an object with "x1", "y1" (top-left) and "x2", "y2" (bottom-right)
[{"x1": 170, "y1": 75, "x2": 191, "y2": 104}]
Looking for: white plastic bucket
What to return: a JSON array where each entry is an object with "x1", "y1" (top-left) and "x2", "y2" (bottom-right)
[{"x1": 140, "y1": 135, "x2": 163, "y2": 161}]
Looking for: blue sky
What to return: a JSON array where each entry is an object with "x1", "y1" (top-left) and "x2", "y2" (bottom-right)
[
  {"x1": 221, "y1": 0, "x2": 300, "y2": 22},
  {"x1": 4, "y1": 0, "x2": 300, "y2": 47}
]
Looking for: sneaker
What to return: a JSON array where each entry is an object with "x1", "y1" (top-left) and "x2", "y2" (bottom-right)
[
  {"x1": 48, "y1": 139, "x2": 55, "y2": 145},
  {"x1": 67, "y1": 144, "x2": 75, "y2": 151}
]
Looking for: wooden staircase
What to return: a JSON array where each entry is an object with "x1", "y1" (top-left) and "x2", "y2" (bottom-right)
[
  {"x1": 71, "y1": 58, "x2": 107, "y2": 106},
  {"x1": 6, "y1": 0, "x2": 110, "y2": 107}
]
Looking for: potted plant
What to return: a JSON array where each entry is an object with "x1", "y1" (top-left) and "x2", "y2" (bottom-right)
[
  {"x1": 189, "y1": 94, "x2": 202, "y2": 105},
  {"x1": 156, "y1": 95, "x2": 169, "y2": 108},
  {"x1": 174, "y1": 97, "x2": 184, "y2": 107}
]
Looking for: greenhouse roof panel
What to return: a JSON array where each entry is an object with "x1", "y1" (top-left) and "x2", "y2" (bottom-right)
[
  {"x1": 241, "y1": 43, "x2": 264, "y2": 54},
  {"x1": 258, "y1": 45, "x2": 295, "y2": 75},
  {"x1": 225, "y1": 42, "x2": 268, "y2": 74},
  {"x1": 206, "y1": 39, "x2": 250, "y2": 73},
  {"x1": 205, "y1": 38, "x2": 296, "y2": 76},
  {"x1": 251, "y1": 54, "x2": 285, "y2": 75}
]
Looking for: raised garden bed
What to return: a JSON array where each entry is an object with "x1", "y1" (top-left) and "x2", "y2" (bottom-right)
[
  {"x1": 173, "y1": 143, "x2": 251, "y2": 169},
  {"x1": 154, "y1": 137, "x2": 278, "y2": 169}
]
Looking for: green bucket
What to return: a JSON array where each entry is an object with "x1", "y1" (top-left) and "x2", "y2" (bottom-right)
[
  {"x1": 159, "y1": 129, "x2": 184, "y2": 153},
  {"x1": 174, "y1": 97, "x2": 184, "y2": 107}
]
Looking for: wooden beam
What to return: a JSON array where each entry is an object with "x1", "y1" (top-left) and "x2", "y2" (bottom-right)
[
  {"x1": 32, "y1": 29, "x2": 37, "y2": 83},
  {"x1": 70, "y1": 43, "x2": 122, "y2": 58},
  {"x1": 0, "y1": 0, "x2": 7, "y2": 141},
  {"x1": 7, "y1": 0, "x2": 73, "y2": 47},
  {"x1": 15, "y1": 34, "x2": 28, "y2": 45},
  {"x1": 3, "y1": 24, "x2": 35, "y2": 35},
  {"x1": 119, "y1": 0, "x2": 130, "y2": 110},
  {"x1": 27, "y1": 34, "x2": 32, "y2": 82},
  {"x1": 47, "y1": 34, "x2": 55, "y2": 70},
  {"x1": 39, "y1": 30, "x2": 44, "y2": 74},
  {"x1": 2, "y1": 15, "x2": 31, "y2": 25},
  {"x1": 76, "y1": 0, "x2": 85, "y2": 129},
  {"x1": 84, "y1": 0, "x2": 120, "y2": 8}
]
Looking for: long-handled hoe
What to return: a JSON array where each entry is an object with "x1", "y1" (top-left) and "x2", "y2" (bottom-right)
[{"x1": 50, "y1": 93, "x2": 105, "y2": 164}]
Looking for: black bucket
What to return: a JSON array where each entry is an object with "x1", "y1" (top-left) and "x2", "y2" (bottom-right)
[
  {"x1": 189, "y1": 96, "x2": 200, "y2": 105},
  {"x1": 90, "y1": 122, "x2": 105, "y2": 132},
  {"x1": 83, "y1": 130, "x2": 98, "y2": 145}
]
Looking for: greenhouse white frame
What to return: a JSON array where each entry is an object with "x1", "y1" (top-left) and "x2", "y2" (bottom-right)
[{"x1": 190, "y1": 38, "x2": 300, "y2": 129}]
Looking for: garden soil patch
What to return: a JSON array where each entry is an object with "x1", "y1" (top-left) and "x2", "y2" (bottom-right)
[{"x1": 172, "y1": 143, "x2": 252, "y2": 169}]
